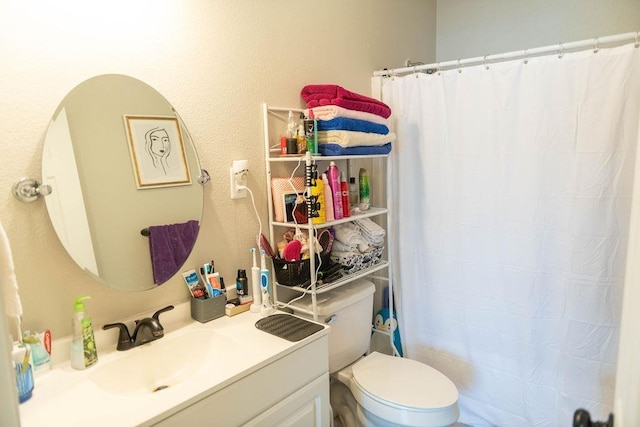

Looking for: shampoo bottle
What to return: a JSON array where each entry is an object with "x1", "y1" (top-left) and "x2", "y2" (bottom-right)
[
  {"x1": 322, "y1": 173, "x2": 335, "y2": 222},
  {"x1": 70, "y1": 296, "x2": 98, "y2": 370},
  {"x1": 327, "y1": 162, "x2": 344, "y2": 220},
  {"x1": 359, "y1": 168, "x2": 370, "y2": 211}
]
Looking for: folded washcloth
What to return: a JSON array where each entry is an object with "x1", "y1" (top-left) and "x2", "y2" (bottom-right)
[
  {"x1": 333, "y1": 222, "x2": 370, "y2": 253},
  {"x1": 355, "y1": 218, "x2": 386, "y2": 247},
  {"x1": 331, "y1": 239, "x2": 356, "y2": 253},
  {"x1": 301, "y1": 84, "x2": 392, "y2": 119},
  {"x1": 318, "y1": 143, "x2": 392, "y2": 157},
  {"x1": 317, "y1": 117, "x2": 389, "y2": 135},
  {"x1": 318, "y1": 130, "x2": 396, "y2": 148},
  {"x1": 305, "y1": 105, "x2": 389, "y2": 126}
]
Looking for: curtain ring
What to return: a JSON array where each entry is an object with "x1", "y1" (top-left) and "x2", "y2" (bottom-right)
[
  {"x1": 593, "y1": 37, "x2": 599, "y2": 54},
  {"x1": 523, "y1": 49, "x2": 529, "y2": 64},
  {"x1": 558, "y1": 43, "x2": 564, "y2": 59},
  {"x1": 635, "y1": 31, "x2": 639, "y2": 48},
  {"x1": 413, "y1": 66, "x2": 418, "y2": 78},
  {"x1": 457, "y1": 59, "x2": 462, "y2": 73},
  {"x1": 484, "y1": 55, "x2": 490, "y2": 70},
  {"x1": 437, "y1": 62, "x2": 441, "y2": 76}
]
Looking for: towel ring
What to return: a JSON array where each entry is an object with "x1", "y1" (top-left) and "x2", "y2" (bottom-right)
[
  {"x1": 198, "y1": 169, "x2": 210, "y2": 185},
  {"x1": 457, "y1": 59, "x2": 462, "y2": 73},
  {"x1": 558, "y1": 43, "x2": 564, "y2": 59},
  {"x1": 484, "y1": 55, "x2": 490, "y2": 70},
  {"x1": 593, "y1": 38, "x2": 599, "y2": 54},
  {"x1": 523, "y1": 49, "x2": 529, "y2": 64}
]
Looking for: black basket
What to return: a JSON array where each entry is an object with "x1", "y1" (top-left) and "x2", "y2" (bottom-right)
[{"x1": 272, "y1": 253, "x2": 330, "y2": 287}]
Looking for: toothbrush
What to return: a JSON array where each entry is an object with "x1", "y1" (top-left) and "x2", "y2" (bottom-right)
[
  {"x1": 249, "y1": 248, "x2": 262, "y2": 313},
  {"x1": 260, "y1": 249, "x2": 274, "y2": 314}
]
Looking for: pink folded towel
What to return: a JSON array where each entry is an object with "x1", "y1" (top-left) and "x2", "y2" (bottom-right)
[{"x1": 301, "y1": 84, "x2": 392, "y2": 119}]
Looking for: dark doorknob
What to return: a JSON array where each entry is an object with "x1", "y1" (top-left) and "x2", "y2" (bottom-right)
[{"x1": 573, "y1": 409, "x2": 614, "y2": 427}]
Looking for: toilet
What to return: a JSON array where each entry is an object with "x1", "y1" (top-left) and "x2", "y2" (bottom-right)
[{"x1": 290, "y1": 279, "x2": 459, "y2": 427}]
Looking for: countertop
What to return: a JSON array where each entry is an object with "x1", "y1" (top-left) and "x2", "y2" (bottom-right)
[{"x1": 18, "y1": 303, "x2": 328, "y2": 427}]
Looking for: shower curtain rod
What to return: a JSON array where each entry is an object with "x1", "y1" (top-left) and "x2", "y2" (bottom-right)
[{"x1": 373, "y1": 31, "x2": 639, "y2": 77}]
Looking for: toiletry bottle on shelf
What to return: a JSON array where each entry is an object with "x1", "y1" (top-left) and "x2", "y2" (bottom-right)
[
  {"x1": 70, "y1": 296, "x2": 98, "y2": 370},
  {"x1": 349, "y1": 176, "x2": 359, "y2": 206},
  {"x1": 359, "y1": 168, "x2": 370, "y2": 211},
  {"x1": 311, "y1": 172, "x2": 326, "y2": 224},
  {"x1": 297, "y1": 123, "x2": 307, "y2": 154},
  {"x1": 322, "y1": 173, "x2": 335, "y2": 222},
  {"x1": 327, "y1": 161, "x2": 344, "y2": 219},
  {"x1": 304, "y1": 110, "x2": 318, "y2": 155},
  {"x1": 340, "y1": 172, "x2": 350, "y2": 217}
]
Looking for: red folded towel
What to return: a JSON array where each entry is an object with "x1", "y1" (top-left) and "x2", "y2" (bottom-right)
[{"x1": 301, "y1": 84, "x2": 392, "y2": 119}]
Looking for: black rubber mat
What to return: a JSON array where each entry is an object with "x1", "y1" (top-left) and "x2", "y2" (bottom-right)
[{"x1": 255, "y1": 314, "x2": 324, "y2": 342}]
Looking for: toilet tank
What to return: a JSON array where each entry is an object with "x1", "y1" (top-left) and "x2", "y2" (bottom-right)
[{"x1": 290, "y1": 279, "x2": 375, "y2": 373}]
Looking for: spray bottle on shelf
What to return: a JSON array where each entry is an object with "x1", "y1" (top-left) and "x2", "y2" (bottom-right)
[
  {"x1": 304, "y1": 110, "x2": 318, "y2": 155},
  {"x1": 340, "y1": 172, "x2": 350, "y2": 217},
  {"x1": 260, "y1": 249, "x2": 274, "y2": 314},
  {"x1": 327, "y1": 161, "x2": 344, "y2": 220},
  {"x1": 322, "y1": 173, "x2": 335, "y2": 222},
  {"x1": 70, "y1": 296, "x2": 98, "y2": 370},
  {"x1": 250, "y1": 248, "x2": 262, "y2": 313},
  {"x1": 359, "y1": 168, "x2": 370, "y2": 211}
]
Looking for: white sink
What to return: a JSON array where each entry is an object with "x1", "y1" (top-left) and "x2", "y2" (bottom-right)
[{"x1": 89, "y1": 328, "x2": 236, "y2": 395}]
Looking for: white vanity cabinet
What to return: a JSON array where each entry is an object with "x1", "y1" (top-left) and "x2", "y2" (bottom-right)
[{"x1": 149, "y1": 333, "x2": 330, "y2": 427}]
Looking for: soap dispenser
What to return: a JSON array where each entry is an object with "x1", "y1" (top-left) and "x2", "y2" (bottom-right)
[{"x1": 71, "y1": 296, "x2": 98, "y2": 370}]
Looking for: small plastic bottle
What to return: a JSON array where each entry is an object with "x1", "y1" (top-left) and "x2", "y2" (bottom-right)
[
  {"x1": 349, "y1": 176, "x2": 359, "y2": 206},
  {"x1": 359, "y1": 168, "x2": 370, "y2": 211},
  {"x1": 70, "y1": 296, "x2": 98, "y2": 370}
]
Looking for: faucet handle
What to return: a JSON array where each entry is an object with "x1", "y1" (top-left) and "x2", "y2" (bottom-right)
[
  {"x1": 152, "y1": 305, "x2": 174, "y2": 321},
  {"x1": 103, "y1": 322, "x2": 134, "y2": 351}
]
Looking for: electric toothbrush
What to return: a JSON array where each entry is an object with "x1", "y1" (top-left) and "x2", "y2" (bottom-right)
[
  {"x1": 249, "y1": 247, "x2": 262, "y2": 313},
  {"x1": 259, "y1": 249, "x2": 274, "y2": 314}
]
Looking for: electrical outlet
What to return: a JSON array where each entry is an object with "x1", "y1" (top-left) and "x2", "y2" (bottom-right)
[{"x1": 230, "y1": 160, "x2": 248, "y2": 199}]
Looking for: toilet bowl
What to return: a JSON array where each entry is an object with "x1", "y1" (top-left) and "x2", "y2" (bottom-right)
[
  {"x1": 290, "y1": 279, "x2": 460, "y2": 427},
  {"x1": 338, "y1": 352, "x2": 459, "y2": 427}
]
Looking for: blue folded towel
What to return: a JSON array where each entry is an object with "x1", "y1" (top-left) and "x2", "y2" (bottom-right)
[
  {"x1": 317, "y1": 117, "x2": 389, "y2": 135},
  {"x1": 318, "y1": 143, "x2": 392, "y2": 156}
]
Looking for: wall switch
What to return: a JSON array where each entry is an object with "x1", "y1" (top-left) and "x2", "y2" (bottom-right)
[{"x1": 230, "y1": 160, "x2": 248, "y2": 199}]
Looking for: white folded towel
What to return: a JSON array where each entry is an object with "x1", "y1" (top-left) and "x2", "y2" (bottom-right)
[
  {"x1": 1, "y1": 219, "x2": 22, "y2": 340},
  {"x1": 305, "y1": 105, "x2": 389, "y2": 126},
  {"x1": 355, "y1": 218, "x2": 386, "y2": 247},
  {"x1": 333, "y1": 223, "x2": 370, "y2": 253}
]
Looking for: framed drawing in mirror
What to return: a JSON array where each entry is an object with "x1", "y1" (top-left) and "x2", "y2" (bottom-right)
[{"x1": 124, "y1": 115, "x2": 192, "y2": 189}]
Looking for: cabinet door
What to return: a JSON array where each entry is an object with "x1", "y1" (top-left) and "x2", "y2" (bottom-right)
[{"x1": 244, "y1": 373, "x2": 330, "y2": 427}]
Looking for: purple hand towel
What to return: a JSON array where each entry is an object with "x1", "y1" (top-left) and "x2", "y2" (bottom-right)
[{"x1": 148, "y1": 220, "x2": 199, "y2": 285}]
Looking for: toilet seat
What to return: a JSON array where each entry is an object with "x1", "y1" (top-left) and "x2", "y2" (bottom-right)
[{"x1": 349, "y1": 352, "x2": 459, "y2": 426}]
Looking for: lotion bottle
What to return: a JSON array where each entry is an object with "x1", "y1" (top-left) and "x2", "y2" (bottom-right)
[
  {"x1": 359, "y1": 168, "x2": 370, "y2": 211},
  {"x1": 322, "y1": 173, "x2": 335, "y2": 222},
  {"x1": 71, "y1": 296, "x2": 98, "y2": 370}
]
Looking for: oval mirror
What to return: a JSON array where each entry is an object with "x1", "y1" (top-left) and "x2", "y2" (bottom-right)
[{"x1": 42, "y1": 74, "x2": 204, "y2": 291}]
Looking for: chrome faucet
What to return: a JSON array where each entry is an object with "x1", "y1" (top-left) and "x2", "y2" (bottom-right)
[{"x1": 103, "y1": 305, "x2": 174, "y2": 351}]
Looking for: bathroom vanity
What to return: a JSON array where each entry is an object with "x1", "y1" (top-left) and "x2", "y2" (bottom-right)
[{"x1": 18, "y1": 303, "x2": 330, "y2": 426}]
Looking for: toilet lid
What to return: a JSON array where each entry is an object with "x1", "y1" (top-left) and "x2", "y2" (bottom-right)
[{"x1": 351, "y1": 352, "x2": 458, "y2": 410}]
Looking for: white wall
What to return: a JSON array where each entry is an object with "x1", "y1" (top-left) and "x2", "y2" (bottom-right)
[
  {"x1": 0, "y1": 1, "x2": 436, "y2": 338},
  {"x1": 436, "y1": 0, "x2": 640, "y2": 61}
]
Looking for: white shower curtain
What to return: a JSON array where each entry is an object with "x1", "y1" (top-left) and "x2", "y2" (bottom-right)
[{"x1": 382, "y1": 43, "x2": 640, "y2": 426}]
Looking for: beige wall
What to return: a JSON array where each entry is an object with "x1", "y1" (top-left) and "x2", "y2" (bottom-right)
[
  {"x1": 0, "y1": 0, "x2": 437, "y2": 337},
  {"x1": 436, "y1": 0, "x2": 640, "y2": 61}
]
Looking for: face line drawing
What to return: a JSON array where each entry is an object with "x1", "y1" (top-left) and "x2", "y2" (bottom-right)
[{"x1": 145, "y1": 127, "x2": 172, "y2": 174}]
